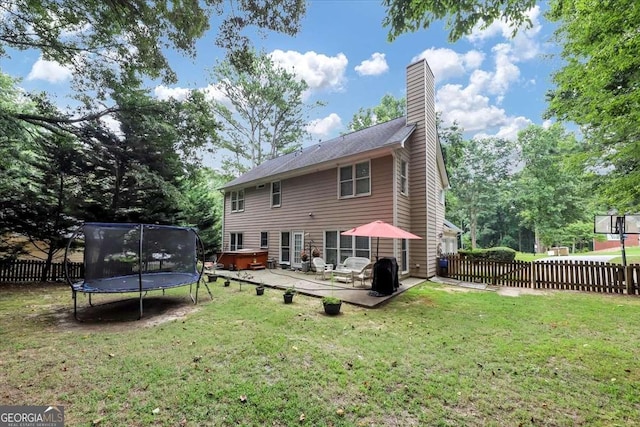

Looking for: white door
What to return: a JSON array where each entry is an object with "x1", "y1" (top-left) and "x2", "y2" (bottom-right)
[{"x1": 292, "y1": 231, "x2": 304, "y2": 268}]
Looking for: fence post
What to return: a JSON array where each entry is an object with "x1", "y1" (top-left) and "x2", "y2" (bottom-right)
[
  {"x1": 626, "y1": 265, "x2": 634, "y2": 295},
  {"x1": 530, "y1": 261, "x2": 535, "y2": 289}
]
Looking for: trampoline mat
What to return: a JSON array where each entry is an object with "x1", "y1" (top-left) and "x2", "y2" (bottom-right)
[{"x1": 74, "y1": 272, "x2": 199, "y2": 293}]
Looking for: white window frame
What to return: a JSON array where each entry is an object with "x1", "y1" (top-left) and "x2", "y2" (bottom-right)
[
  {"x1": 271, "y1": 181, "x2": 281, "y2": 208},
  {"x1": 260, "y1": 231, "x2": 268, "y2": 248},
  {"x1": 400, "y1": 159, "x2": 408, "y2": 196},
  {"x1": 339, "y1": 161, "x2": 370, "y2": 198},
  {"x1": 230, "y1": 189, "x2": 245, "y2": 212},
  {"x1": 325, "y1": 230, "x2": 370, "y2": 264},
  {"x1": 401, "y1": 239, "x2": 409, "y2": 273}
]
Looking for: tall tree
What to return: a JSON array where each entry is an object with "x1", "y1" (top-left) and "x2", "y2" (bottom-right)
[
  {"x1": 382, "y1": 0, "x2": 537, "y2": 42},
  {"x1": 513, "y1": 124, "x2": 590, "y2": 251},
  {"x1": 447, "y1": 136, "x2": 515, "y2": 249},
  {"x1": 0, "y1": 86, "x2": 86, "y2": 275},
  {"x1": 76, "y1": 83, "x2": 219, "y2": 223},
  {"x1": 210, "y1": 51, "x2": 320, "y2": 177},
  {"x1": 178, "y1": 168, "x2": 225, "y2": 258},
  {"x1": 349, "y1": 94, "x2": 406, "y2": 131},
  {"x1": 546, "y1": 0, "x2": 640, "y2": 212},
  {"x1": 0, "y1": 0, "x2": 306, "y2": 90},
  {"x1": 0, "y1": 73, "x2": 39, "y2": 259}
]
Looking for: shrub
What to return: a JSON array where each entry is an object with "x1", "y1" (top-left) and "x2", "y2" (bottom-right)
[
  {"x1": 458, "y1": 249, "x2": 487, "y2": 260},
  {"x1": 458, "y1": 247, "x2": 516, "y2": 262},
  {"x1": 485, "y1": 247, "x2": 516, "y2": 262}
]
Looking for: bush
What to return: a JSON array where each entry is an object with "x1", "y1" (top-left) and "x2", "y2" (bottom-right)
[
  {"x1": 458, "y1": 249, "x2": 487, "y2": 260},
  {"x1": 485, "y1": 247, "x2": 516, "y2": 262},
  {"x1": 458, "y1": 247, "x2": 516, "y2": 262}
]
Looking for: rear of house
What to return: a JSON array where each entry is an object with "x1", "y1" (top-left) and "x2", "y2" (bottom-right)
[{"x1": 220, "y1": 59, "x2": 448, "y2": 278}]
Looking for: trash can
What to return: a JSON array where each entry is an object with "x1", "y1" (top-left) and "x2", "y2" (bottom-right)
[{"x1": 438, "y1": 258, "x2": 449, "y2": 277}]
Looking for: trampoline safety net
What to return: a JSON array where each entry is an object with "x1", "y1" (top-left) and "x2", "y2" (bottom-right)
[{"x1": 83, "y1": 223, "x2": 199, "y2": 292}]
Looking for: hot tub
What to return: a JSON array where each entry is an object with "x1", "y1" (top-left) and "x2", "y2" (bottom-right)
[{"x1": 216, "y1": 249, "x2": 268, "y2": 270}]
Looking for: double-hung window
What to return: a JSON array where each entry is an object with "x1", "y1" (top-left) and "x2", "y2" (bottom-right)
[
  {"x1": 230, "y1": 233, "x2": 243, "y2": 251},
  {"x1": 339, "y1": 161, "x2": 370, "y2": 198},
  {"x1": 400, "y1": 160, "x2": 408, "y2": 195},
  {"x1": 325, "y1": 231, "x2": 370, "y2": 265},
  {"x1": 230, "y1": 190, "x2": 244, "y2": 212},
  {"x1": 260, "y1": 232, "x2": 268, "y2": 248},
  {"x1": 271, "y1": 181, "x2": 281, "y2": 207}
]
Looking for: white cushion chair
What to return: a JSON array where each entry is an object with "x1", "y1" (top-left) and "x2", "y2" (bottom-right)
[
  {"x1": 312, "y1": 257, "x2": 334, "y2": 280},
  {"x1": 333, "y1": 257, "x2": 373, "y2": 286}
]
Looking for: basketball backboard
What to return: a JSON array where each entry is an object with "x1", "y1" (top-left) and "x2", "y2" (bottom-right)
[
  {"x1": 594, "y1": 215, "x2": 618, "y2": 234},
  {"x1": 625, "y1": 215, "x2": 640, "y2": 234},
  {"x1": 594, "y1": 214, "x2": 640, "y2": 234}
]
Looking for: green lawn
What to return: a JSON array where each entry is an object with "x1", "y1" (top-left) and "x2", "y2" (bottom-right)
[
  {"x1": 1, "y1": 281, "x2": 640, "y2": 426},
  {"x1": 516, "y1": 247, "x2": 640, "y2": 264}
]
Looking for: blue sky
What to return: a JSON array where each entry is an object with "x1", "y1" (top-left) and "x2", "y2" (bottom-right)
[{"x1": 2, "y1": 1, "x2": 561, "y2": 165}]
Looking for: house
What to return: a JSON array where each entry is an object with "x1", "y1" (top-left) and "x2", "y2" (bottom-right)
[
  {"x1": 593, "y1": 234, "x2": 640, "y2": 251},
  {"x1": 441, "y1": 219, "x2": 462, "y2": 254},
  {"x1": 220, "y1": 59, "x2": 449, "y2": 278}
]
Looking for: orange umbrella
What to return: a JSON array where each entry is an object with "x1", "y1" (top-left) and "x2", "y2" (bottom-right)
[{"x1": 341, "y1": 220, "x2": 422, "y2": 259}]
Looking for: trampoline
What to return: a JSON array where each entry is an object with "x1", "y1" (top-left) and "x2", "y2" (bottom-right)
[{"x1": 65, "y1": 222, "x2": 212, "y2": 320}]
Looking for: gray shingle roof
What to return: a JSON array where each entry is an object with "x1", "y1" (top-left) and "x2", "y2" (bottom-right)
[
  {"x1": 222, "y1": 117, "x2": 415, "y2": 189},
  {"x1": 443, "y1": 219, "x2": 463, "y2": 233}
]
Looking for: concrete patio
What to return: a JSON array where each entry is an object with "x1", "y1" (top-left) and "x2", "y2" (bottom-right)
[{"x1": 206, "y1": 267, "x2": 426, "y2": 308}]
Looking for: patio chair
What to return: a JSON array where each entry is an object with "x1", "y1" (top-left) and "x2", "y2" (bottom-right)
[
  {"x1": 354, "y1": 262, "x2": 374, "y2": 287},
  {"x1": 312, "y1": 257, "x2": 334, "y2": 280},
  {"x1": 333, "y1": 257, "x2": 372, "y2": 286}
]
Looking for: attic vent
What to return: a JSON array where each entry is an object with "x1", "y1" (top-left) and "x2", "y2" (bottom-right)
[{"x1": 256, "y1": 184, "x2": 265, "y2": 189}]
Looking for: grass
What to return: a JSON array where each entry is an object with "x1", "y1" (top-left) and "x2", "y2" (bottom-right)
[
  {"x1": 1, "y1": 281, "x2": 640, "y2": 426},
  {"x1": 516, "y1": 247, "x2": 640, "y2": 264}
]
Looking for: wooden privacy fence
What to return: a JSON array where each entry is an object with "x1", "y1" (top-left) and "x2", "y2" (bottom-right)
[
  {"x1": 0, "y1": 260, "x2": 84, "y2": 283},
  {"x1": 440, "y1": 255, "x2": 639, "y2": 295}
]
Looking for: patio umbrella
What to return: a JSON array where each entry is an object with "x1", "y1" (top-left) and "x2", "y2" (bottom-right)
[{"x1": 341, "y1": 220, "x2": 422, "y2": 259}]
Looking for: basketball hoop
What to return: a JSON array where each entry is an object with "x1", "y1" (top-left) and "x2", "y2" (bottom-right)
[{"x1": 594, "y1": 215, "x2": 640, "y2": 286}]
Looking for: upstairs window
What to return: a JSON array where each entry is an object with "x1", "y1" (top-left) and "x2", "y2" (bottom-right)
[
  {"x1": 271, "y1": 181, "x2": 281, "y2": 207},
  {"x1": 400, "y1": 160, "x2": 408, "y2": 195},
  {"x1": 230, "y1": 190, "x2": 244, "y2": 212},
  {"x1": 339, "y1": 161, "x2": 370, "y2": 198}
]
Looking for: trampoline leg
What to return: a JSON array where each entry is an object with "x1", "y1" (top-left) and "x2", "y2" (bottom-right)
[
  {"x1": 73, "y1": 291, "x2": 78, "y2": 321},
  {"x1": 189, "y1": 283, "x2": 196, "y2": 304},
  {"x1": 139, "y1": 292, "x2": 144, "y2": 320},
  {"x1": 88, "y1": 293, "x2": 93, "y2": 307},
  {"x1": 203, "y1": 281, "x2": 213, "y2": 299}
]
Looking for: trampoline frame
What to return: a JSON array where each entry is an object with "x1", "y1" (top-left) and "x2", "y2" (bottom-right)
[{"x1": 64, "y1": 223, "x2": 212, "y2": 320}]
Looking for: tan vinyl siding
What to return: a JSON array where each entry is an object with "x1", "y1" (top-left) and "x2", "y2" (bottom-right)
[
  {"x1": 223, "y1": 156, "x2": 395, "y2": 262},
  {"x1": 406, "y1": 59, "x2": 439, "y2": 278}
]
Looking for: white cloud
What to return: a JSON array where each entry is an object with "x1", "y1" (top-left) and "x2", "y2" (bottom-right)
[
  {"x1": 306, "y1": 113, "x2": 342, "y2": 137},
  {"x1": 355, "y1": 52, "x2": 389, "y2": 76},
  {"x1": 26, "y1": 57, "x2": 73, "y2": 83},
  {"x1": 202, "y1": 83, "x2": 230, "y2": 104},
  {"x1": 411, "y1": 48, "x2": 485, "y2": 83},
  {"x1": 436, "y1": 83, "x2": 507, "y2": 131},
  {"x1": 100, "y1": 114, "x2": 122, "y2": 136},
  {"x1": 154, "y1": 85, "x2": 191, "y2": 101},
  {"x1": 269, "y1": 50, "x2": 348, "y2": 93},
  {"x1": 153, "y1": 83, "x2": 233, "y2": 108},
  {"x1": 466, "y1": 5, "x2": 542, "y2": 44},
  {"x1": 488, "y1": 43, "x2": 520, "y2": 97}
]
